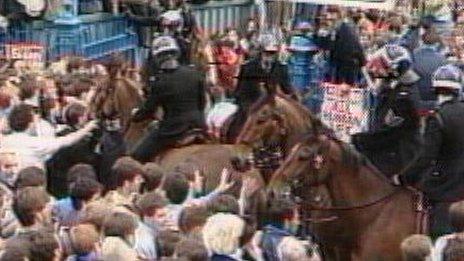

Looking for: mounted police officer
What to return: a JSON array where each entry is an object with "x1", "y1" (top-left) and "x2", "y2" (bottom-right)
[
  {"x1": 157, "y1": 0, "x2": 199, "y2": 65},
  {"x1": 352, "y1": 44, "x2": 422, "y2": 176},
  {"x1": 226, "y1": 35, "x2": 296, "y2": 141},
  {"x1": 131, "y1": 36, "x2": 206, "y2": 163},
  {"x1": 393, "y1": 64, "x2": 464, "y2": 238}
]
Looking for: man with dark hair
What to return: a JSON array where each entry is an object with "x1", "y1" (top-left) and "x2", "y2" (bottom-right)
[
  {"x1": 206, "y1": 194, "x2": 240, "y2": 215},
  {"x1": 135, "y1": 191, "x2": 169, "y2": 259},
  {"x1": 175, "y1": 237, "x2": 209, "y2": 261},
  {"x1": 159, "y1": 168, "x2": 234, "y2": 231},
  {"x1": 47, "y1": 103, "x2": 101, "y2": 198},
  {"x1": 104, "y1": 156, "x2": 145, "y2": 208},
  {"x1": 163, "y1": 172, "x2": 190, "y2": 205},
  {"x1": 1, "y1": 104, "x2": 97, "y2": 170},
  {"x1": 53, "y1": 177, "x2": 102, "y2": 227},
  {"x1": 157, "y1": 229, "x2": 183, "y2": 258},
  {"x1": 12, "y1": 187, "x2": 52, "y2": 232},
  {"x1": 28, "y1": 228, "x2": 63, "y2": 261},
  {"x1": 14, "y1": 166, "x2": 46, "y2": 189},
  {"x1": 67, "y1": 163, "x2": 98, "y2": 184},
  {"x1": 101, "y1": 211, "x2": 139, "y2": 261},
  {"x1": 260, "y1": 197, "x2": 300, "y2": 261},
  {"x1": 142, "y1": 163, "x2": 165, "y2": 192},
  {"x1": 178, "y1": 205, "x2": 210, "y2": 236}
]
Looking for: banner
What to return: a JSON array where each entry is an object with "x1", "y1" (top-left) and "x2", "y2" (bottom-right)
[
  {"x1": 286, "y1": 0, "x2": 396, "y2": 10},
  {"x1": 2, "y1": 43, "x2": 45, "y2": 68},
  {"x1": 320, "y1": 83, "x2": 370, "y2": 143}
]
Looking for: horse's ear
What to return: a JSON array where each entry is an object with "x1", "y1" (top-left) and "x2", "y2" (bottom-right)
[{"x1": 311, "y1": 117, "x2": 324, "y2": 137}]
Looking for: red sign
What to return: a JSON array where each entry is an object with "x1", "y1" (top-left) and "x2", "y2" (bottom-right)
[{"x1": 3, "y1": 44, "x2": 45, "y2": 63}]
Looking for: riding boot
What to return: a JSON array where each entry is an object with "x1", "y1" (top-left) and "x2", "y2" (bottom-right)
[
  {"x1": 131, "y1": 129, "x2": 169, "y2": 163},
  {"x1": 430, "y1": 202, "x2": 453, "y2": 240}
]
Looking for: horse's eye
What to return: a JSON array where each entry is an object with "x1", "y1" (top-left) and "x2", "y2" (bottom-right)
[
  {"x1": 257, "y1": 111, "x2": 270, "y2": 124},
  {"x1": 298, "y1": 147, "x2": 312, "y2": 160}
]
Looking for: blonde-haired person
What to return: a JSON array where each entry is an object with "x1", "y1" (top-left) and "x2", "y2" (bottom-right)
[
  {"x1": 202, "y1": 213, "x2": 245, "y2": 261},
  {"x1": 277, "y1": 236, "x2": 321, "y2": 261},
  {"x1": 401, "y1": 234, "x2": 433, "y2": 261}
]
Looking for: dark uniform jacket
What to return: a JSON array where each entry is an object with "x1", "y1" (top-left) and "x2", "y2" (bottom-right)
[
  {"x1": 353, "y1": 80, "x2": 421, "y2": 176},
  {"x1": 123, "y1": 2, "x2": 161, "y2": 48},
  {"x1": 401, "y1": 100, "x2": 464, "y2": 201},
  {"x1": 133, "y1": 65, "x2": 206, "y2": 138},
  {"x1": 235, "y1": 58, "x2": 294, "y2": 109}
]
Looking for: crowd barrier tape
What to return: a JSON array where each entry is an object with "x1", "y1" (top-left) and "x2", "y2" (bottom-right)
[{"x1": 319, "y1": 82, "x2": 372, "y2": 143}]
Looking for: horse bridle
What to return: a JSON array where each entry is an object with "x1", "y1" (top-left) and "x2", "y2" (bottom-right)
[{"x1": 288, "y1": 142, "x2": 401, "y2": 224}]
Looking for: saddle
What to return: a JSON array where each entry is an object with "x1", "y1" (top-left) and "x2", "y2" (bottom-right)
[{"x1": 174, "y1": 128, "x2": 208, "y2": 148}]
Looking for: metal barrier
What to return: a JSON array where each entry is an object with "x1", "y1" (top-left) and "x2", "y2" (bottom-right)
[
  {"x1": 192, "y1": 0, "x2": 253, "y2": 35},
  {"x1": 0, "y1": 14, "x2": 139, "y2": 64}
]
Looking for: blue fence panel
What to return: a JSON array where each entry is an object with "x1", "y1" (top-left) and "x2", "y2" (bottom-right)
[{"x1": 192, "y1": 0, "x2": 253, "y2": 35}]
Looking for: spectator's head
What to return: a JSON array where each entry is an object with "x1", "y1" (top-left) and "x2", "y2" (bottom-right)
[
  {"x1": 67, "y1": 163, "x2": 98, "y2": 185},
  {"x1": 13, "y1": 187, "x2": 51, "y2": 227},
  {"x1": 400, "y1": 234, "x2": 432, "y2": 261},
  {"x1": 0, "y1": 238, "x2": 31, "y2": 261},
  {"x1": 202, "y1": 213, "x2": 245, "y2": 256},
  {"x1": 29, "y1": 228, "x2": 62, "y2": 261},
  {"x1": 264, "y1": 197, "x2": 296, "y2": 229},
  {"x1": 142, "y1": 163, "x2": 165, "y2": 192},
  {"x1": 82, "y1": 201, "x2": 112, "y2": 233},
  {"x1": 206, "y1": 194, "x2": 239, "y2": 215},
  {"x1": 14, "y1": 166, "x2": 46, "y2": 190},
  {"x1": 444, "y1": 239, "x2": 464, "y2": 261},
  {"x1": 157, "y1": 230, "x2": 183, "y2": 258},
  {"x1": 136, "y1": 191, "x2": 168, "y2": 222},
  {"x1": 102, "y1": 211, "x2": 137, "y2": 245},
  {"x1": 64, "y1": 102, "x2": 87, "y2": 127},
  {"x1": 178, "y1": 205, "x2": 210, "y2": 235},
  {"x1": 162, "y1": 172, "x2": 189, "y2": 205},
  {"x1": 70, "y1": 224, "x2": 100, "y2": 256},
  {"x1": 111, "y1": 157, "x2": 144, "y2": 193},
  {"x1": 69, "y1": 177, "x2": 102, "y2": 211},
  {"x1": 277, "y1": 236, "x2": 312, "y2": 261},
  {"x1": 450, "y1": 201, "x2": 464, "y2": 232},
  {"x1": 174, "y1": 237, "x2": 208, "y2": 261},
  {"x1": 8, "y1": 104, "x2": 33, "y2": 132},
  {"x1": 18, "y1": 79, "x2": 38, "y2": 101}
]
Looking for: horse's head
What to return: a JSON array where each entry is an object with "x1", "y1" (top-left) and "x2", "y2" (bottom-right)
[
  {"x1": 89, "y1": 76, "x2": 143, "y2": 129},
  {"x1": 237, "y1": 94, "x2": 285, "y2": 145},
  {"x1": 237, "y1": 90, "x2": 316, "y2": 154}
]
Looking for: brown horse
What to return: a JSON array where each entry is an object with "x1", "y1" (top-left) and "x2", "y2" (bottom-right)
[
  {"x1": 268, "y1": 125, "x2": 424, "y2": 260},
  {"x1": 89, "y1": 71, "x2": 268, "y2": 219},
  {"x1": 236, "y1": 91, "x2": 320, "y2": 156}
]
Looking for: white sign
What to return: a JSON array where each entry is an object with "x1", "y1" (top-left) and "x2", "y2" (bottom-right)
[
  {"x1": 285, "y1": 0, "x2": 396, "y2": 10},
  {"x1": 3, "y1": 44, "x2": 45, "y2": 64},
  {"x1": 320, "y1": 83, "x2": 370, "y2": 143}
]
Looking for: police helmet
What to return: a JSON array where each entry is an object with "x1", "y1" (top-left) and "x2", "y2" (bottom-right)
[
  {"x1": 432, "y1": 64, "x2": 464, "y2": 95},
  {"x1": 367, "y1": 44, "x2": 412, "y2": 78},
  {"x1": 151, "y1": 36, "x2": 181, "y2": 58},
  {"x1": 258, "y1": 34, "x2": 280, "y2": 53}
]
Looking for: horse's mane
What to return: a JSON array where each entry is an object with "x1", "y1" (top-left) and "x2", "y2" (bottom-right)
[{"x1": 249, "y1": 92, "x2": 328, "y2": 134}]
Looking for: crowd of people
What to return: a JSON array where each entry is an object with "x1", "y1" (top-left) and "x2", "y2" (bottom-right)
[{"x1": 1, "y1": 0, "x2": 464, "y2": 260}]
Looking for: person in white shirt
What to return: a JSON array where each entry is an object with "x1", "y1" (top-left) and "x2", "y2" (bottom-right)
[{"x1": 0, "y1": 104, "x2": 97, "y2": 170}]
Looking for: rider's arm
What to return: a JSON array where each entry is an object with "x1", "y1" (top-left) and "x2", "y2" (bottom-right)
[
  {"x1": 399, "y1": 116, "x2": 443, "y2": 185},
  {"x1": 133, "y1": 85, "x2": 161, "y2": 121}
]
